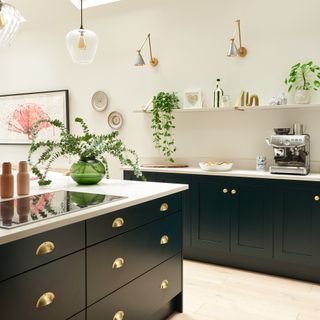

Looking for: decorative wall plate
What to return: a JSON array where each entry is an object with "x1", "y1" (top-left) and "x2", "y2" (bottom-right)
[
  {"x1": 108, "y1": 111, "x2": 123, "y2": 130},
  {"x1": 92, "y1": 91, "x2": 108, "y2": 112}
]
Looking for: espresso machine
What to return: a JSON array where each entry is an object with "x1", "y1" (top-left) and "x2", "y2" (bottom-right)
[{"x1": 266, "y1": 125, "x2": 310, "y2": 175}]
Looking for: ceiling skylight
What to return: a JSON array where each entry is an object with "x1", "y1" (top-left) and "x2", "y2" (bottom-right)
[{"x1": 70, "y1": 0, "x2": 121, "y2": 10}]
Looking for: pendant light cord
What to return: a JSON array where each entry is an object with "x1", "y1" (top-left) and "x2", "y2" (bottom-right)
[{"x1": 80, "y1": 0, "x2": 84, "y2": 29}]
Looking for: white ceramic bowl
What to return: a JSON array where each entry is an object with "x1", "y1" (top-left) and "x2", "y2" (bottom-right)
[{"x1": 199, "y1": 162, "x2": 233, "y2": 172}]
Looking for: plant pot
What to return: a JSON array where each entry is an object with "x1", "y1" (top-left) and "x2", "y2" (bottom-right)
[
  {"x1": 294, "y1": 90, "x2": 311, "y2": 104},
  {"x1": 70, "y1": 159, "x2": 106, "y2": 185}
]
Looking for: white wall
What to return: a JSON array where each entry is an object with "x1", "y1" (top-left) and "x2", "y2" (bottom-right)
[{"x1": 1, "y1": 0, "x2": 320, "y2": 177}]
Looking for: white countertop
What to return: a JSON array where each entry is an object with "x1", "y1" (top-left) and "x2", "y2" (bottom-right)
[
  {"x1": 0, "y1": 177, "x2": 188, "y2": 246},
  {"x1": 123, "y1": 166, "x2": 320, "y2": 182}
]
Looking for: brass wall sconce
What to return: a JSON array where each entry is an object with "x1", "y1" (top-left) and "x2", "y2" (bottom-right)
[
  {"x1": 135, "y1": 33, "x2": 159, "y2": 67},
  {"x1": 227, "y1": 19, "x2": 247, "y2": 58}
]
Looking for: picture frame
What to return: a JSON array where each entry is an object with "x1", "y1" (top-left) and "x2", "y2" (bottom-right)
[
  {"x1": 0, "y1": 90, "x2": 69, "y2": 145},
  {"x1": 183, "y1": 89, "x2": 203, "y2": 109}
]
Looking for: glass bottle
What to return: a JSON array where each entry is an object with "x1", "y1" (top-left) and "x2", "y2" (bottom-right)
[{"x1": 213, "y1": 79, "x2": 224, "y2": 108}]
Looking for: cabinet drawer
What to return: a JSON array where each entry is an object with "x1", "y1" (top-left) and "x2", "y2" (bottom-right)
[
  {"x1": 0, "y1": 222, "x2": 85, "y2": 282},
  {"x1": 87, "y1": 193, "x2": 181, "y2": 246},
  {"x1": 87, "y1": 212, "x2": 182, "y2": 305},
  {"x1": 87, "y1": 253, "x2": 182, "y2": 320},
  {"x1": 0, "y1": 251, "x2": 85, "y2": 320}
]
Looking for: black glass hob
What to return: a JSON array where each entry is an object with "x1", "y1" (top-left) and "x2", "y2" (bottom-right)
[{"x1": 0, "y1": 191, "x2": 126, "y2": 229}]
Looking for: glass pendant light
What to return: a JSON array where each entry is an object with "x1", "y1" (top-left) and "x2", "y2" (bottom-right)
[
  {"x1": 66, "y1": 0, "x2": 98, "y2": 64},
  {"x1": 0, "y1": 0, "x2": 25, "y2": 47}
]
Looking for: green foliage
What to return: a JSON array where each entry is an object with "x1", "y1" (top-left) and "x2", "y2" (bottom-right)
[
  {"x1": 28, "y1": 118, "x2": 144, "y2": 185},
  {"x1": 151, "y1": 92, "x2": 179, "y2": 163},
  {"x1": 285, "y1": 61, "x2": 320, "y2": 92}
]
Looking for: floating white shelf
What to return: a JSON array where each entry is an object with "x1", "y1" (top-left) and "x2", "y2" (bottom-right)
[{"x1": 134, "y1": 104, "x2": 320, "y2": 113}]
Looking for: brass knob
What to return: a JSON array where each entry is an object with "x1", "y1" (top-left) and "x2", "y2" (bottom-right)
[
  {"x1": 36, "y1": 292, "x2": 55, "y2": 308},
  {"x1": 113, "y1": 311, "x2": 125, "y2": 320},
  {"x1": 315, "y1": 196, "x2": 320, "y2": 201},
  {"x1": 36, "y1": 241, "x2": 55, "y2": 256},
  {"x1": 160, "y1": 203, "x2": 169, "y2": 212},
  {"x1": 160, "y1": 235, "x2": 169, "y2": 245},
  {"x1": 112, "y1": 217, "x2": 125, "y2": 228},
  {"x1": 112, "y1": 258, "x2": 125, "y2": 269},
  {"x1": 160, "y1": 280, "x2": 169, "y2": 290},
  {"x1": 223, "y1": 188, "x2": 229, "y2": 194},
  {"x1": 231, "y1": 189, "x2": 237, "y2": 195}
]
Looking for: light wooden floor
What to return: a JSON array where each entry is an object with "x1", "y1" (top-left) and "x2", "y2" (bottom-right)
[{"x1": 169, "y1": 260, "x2": 320, "y2": 320}]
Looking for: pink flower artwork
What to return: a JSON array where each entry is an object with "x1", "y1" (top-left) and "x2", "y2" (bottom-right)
[{"x1": 7, "y1": 103, "x2": 51, "y2": 140}]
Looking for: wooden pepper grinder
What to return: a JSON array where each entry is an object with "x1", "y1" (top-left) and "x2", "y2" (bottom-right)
[
  {"x1": 1, "y1": 162, "x2": 14, "y2": 198},
  {"x1": 17, "y1": 161, "x2": 30, "y2": 196}
]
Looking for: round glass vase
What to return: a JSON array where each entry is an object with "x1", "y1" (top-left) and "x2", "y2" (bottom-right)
[{"x1": 70, "y1": 159, "x2": 106, "y2": 185}]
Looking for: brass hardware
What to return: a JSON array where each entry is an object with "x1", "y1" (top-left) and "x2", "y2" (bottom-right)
[
  {"x1": 160, "y1": 203, "x2": 169, "y2": 212},
  {"x1": 112, "y1": 258, "x2": 125, "y2": 269},
  {"x1": 160, "y1": 235, "x2": 169, "y2": 245},
  {"x1": 113, "y1": 311, "x2": 125, "y2": 320},
  {"x1": 315, "y1": 196, "x2": 320, "y2": 201},
  {"x1": 36, "y1": 241, "x2": 55, "y2": 256},
  {"x1": 160, "y1": 280, "x2": 169, "y2": 290},
  {"x1": 36, "y1": 292, "x2": 55, "y2": 308},
  {"x1": 112, "y1": 217, "x2": 125, "y2": 228},
  {"x1": 249, "y1": 95, "x2": 260, "y2": 107},
  {"x1": 223, "y1": 188, "x2": 229, "y2": 194},
  {"x1": 231, "y1": 189, "x2": 237, "y2": 195}
]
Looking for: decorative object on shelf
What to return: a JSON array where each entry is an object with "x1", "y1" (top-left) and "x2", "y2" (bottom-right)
[
  {"x1": 142, "y1": 97, "x2": 153, "y2": 112},
  {"x1": 213, "y1": 79, "x2": 224, "y2": 108},
  {"x1": 285, "y1": 61, "x2": 320, "y2": 104},
  {"x1": 28, "y1": 117, "x2": 143, "y2": 186},
  {"x1": 151, "y1": 92, "x2": 179, "y2": 163},
  {"x1": 269, "y1": 93, "x2": 287, "y2": 106},
  {"x1": 0, "y1": 90, "x2": 69, "y2": 145},
  {"x1": 134, "y1": 33, "x2": 158, "y2": 67},
  {"x1": 66, "y1": 0, "x2": 98, "y2": 64},
  {"x1": 1, "y1": 162, "x2": 14, "y2": 198},
  {"x1": 234, "y1": 91, "x2": 259, "y2": 109},
  {"x1": 91, "y1": 91, "x2": 108, "y2": 112},
  {"x1": 17, "y1": 161, "x2": 30, "y2": 196},
  {"x1": 108, "y1": 111, "x2": 123, "y2": 130},
  {"x1": 0, "y1": 0, "x2": 25, "y2": 47},
  {"x1": 256, "y1": 156, "x2": 267, "y2": 172},
  {"x1": 183, "y1": 89, "x2": 203, "y2": 109},
  {"x1": 221, "y1": 95, "x2": 231, "y2": 108},
  {"x1": 199, "y1": 161, "x2": 233, "y2": 172},
  {"x1": 227, "y1": 19, "x2": 247, "y2": 58}
]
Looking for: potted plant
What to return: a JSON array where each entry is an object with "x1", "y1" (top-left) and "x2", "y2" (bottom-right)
[
  {"x1": 285, "y1": 61, "x2": 320, "y2": 104},
  {"x1": 28, "y1": 117, "x2": 143, "y2": 186},
  {"x1": 151, "y1": 92, "x2": 180, "y2": 163}
]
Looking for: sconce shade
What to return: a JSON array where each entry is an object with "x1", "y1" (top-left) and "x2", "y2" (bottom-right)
[
  {"x1": 227, "y1": 39, "x2": 238, "y2": 57},
  {"x1": 134, "y1": 51, "x2": 146, "y2": 66},
  {"x1": 0, "y1": 1, "x2": 25, "y2": 47},
  {"x1": 66, "y1": 28, "x2": 98, "y2": 64}
]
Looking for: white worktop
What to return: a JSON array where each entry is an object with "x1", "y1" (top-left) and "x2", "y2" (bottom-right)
[
  {"x1": 0, "y1": 177, "x2": 188, "y2": 245},
  {"x1": 123, "y1": 166, "x2": 320, "y2": 182}
]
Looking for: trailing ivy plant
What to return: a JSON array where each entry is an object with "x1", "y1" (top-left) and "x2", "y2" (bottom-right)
[
  {"x1": 151, "y1": 92, "x2": 180, "y2": 163},
  {"x1": 28, "y1": 117, "x2": 144, "y2": 186},
  {"x1": 285, "y1": 61, "x2": 320, "y2": 92}
]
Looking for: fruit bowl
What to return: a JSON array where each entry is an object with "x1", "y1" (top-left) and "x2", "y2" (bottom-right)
[{"x1": 199, "y1": 161, "x2": 233, "y2": 172}]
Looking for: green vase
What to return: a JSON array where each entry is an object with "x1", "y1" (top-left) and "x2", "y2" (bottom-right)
[{"x1": 70, "y1": 159, "x2": 106, "y2": 185}]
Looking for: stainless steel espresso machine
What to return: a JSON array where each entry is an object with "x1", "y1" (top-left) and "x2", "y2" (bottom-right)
[{"x1": 266, "y1": 125, "x2": 310, "y2": 175}]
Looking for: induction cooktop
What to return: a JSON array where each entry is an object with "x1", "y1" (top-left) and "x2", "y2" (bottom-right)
[{"x1": 0, "y1": 191, "x2": 126, "y2": 229}]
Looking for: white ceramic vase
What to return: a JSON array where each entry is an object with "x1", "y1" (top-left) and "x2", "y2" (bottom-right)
[{"x1": 294, "y1": 90, "x2": 311, "y2": 104}]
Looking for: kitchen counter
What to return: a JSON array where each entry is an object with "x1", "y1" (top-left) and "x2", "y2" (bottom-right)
[
  {"x1": 0, "y1": 176, "x2": 188, "y2": 245},
  {"x1": 123, "y1": 166, "x2": 320, "y2": 182}
]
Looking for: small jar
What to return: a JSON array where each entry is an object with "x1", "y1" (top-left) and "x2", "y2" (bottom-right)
[
  {"x1": 17, "y1": 161, "x2": 30, "y2": 196},
  {"x1": 256, "y1": 156, "x2": 267, "y2": 172},
  {"x1": 1, "y1": 162, "x2": 14, "y2": 198}
]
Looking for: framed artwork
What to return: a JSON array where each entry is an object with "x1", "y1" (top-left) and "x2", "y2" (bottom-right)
[
  {"x1": 0, "y1": 90, "x2": 69, "y2": 145},
  {"x1": 183, "y1": 89, "x2": 203, "y2": 109}
]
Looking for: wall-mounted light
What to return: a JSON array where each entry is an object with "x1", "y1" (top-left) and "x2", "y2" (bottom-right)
[
  {"x1": 135, "y1": 33, "x2": 158, "y2": 67},
  {"x1": 227, "y1": 19, "x2": 247, "y2": 58},
  {"x1": 0, "y1": 0, "x2": 25, "y2": 47},
  {"x1": 66, "y1": 0, "x2": 98, "y2": 64}
]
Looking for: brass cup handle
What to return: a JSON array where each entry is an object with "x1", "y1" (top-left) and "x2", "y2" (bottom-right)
[
  {"x1": 160, "y1": 235, "x2": 169, "y2": 245},
  {"x1": 112, "y1": 217, "x2": 125, "y2": 228},
  {"x1": 112, "y1": 258, "x2": 125, "y2": 269},
  {"x1": 223, "y1": 188, "x2": 229, "y2": 194},
  {"x1": 160, "y1": 280, "x2": 169, "y2": 290},
  {"x1": 315, "y1": 196, "x2": 320, "y2": 201},
  {"x1": 160, "y1": 203, "x2": 169, "y2": 212},
  {"x1": 113, "y1": 311, "x2": 125, "y2": 320},
  {"x1": 231, "y1": 189, "x2": 237, "y2": 195},
  {"x1": 36, "y1": 241, "x2": 55, "y2": 256},
  {"x1": 36, "y1": 292, "x2": 55, "y2": 308}
]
